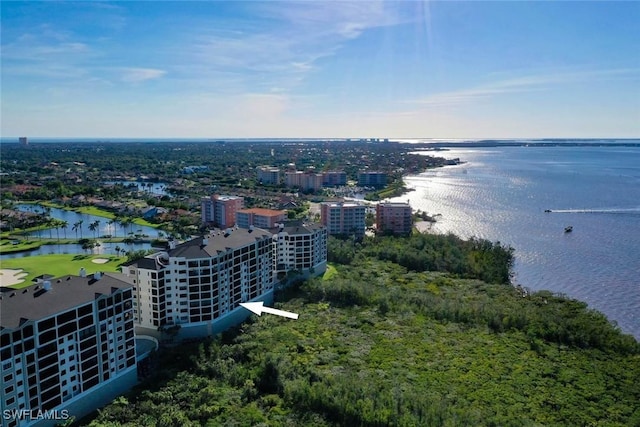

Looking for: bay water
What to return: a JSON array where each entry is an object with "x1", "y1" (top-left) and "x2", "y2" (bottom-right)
[{"x1": 391, "y1": 143, "x2": 640, "y2": 339}]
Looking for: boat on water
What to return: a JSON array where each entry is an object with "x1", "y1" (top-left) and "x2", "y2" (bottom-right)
[
  {"x1": 564, "y1": 226, "x2": 573, "y2": 233},
  {"x1": 544, "y1": 209, "x2": 552, "y2": 213}
]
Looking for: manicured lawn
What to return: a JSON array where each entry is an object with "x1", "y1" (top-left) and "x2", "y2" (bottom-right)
[
  {"x1": 0, "y1": 239, "x2": 45, "y2": 254},
  {"x1": 0, "y1": 254, "x2": 127, "y2": 289},
  {"x1": 323, "y1": 263, "x2": 338, "y2": 281},
  {"x1": 73, "y1": 206, "x2": 160, "y2": 228},
  {"x1": 74, "y1": 205, "x2": 117, "y2": 219}
]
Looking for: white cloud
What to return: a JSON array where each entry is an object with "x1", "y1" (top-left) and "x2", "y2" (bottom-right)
[
  {"x1": 176, "y1": 1, "x2": 414, "y2": 95},
  {"x1": 119, "y1": 68, "x2": 167, "y2": 83},
  {"x1": 409, "y1": 68, "x2": 640, "y2": 108}
]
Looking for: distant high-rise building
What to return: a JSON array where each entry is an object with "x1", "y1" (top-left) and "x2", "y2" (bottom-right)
[
  {"x1": 376, "y1": 202, "x2": 413, "y2": 235},
  {"x1": 320, "y1": 202, "x2": 366, "y2": 238},
  {"x1": 0, "y1": 273, "x2": 137, "y2": 426},
  {"x1": 321, "y1": 171, "x2": 347, "y2": 187},
  {"x1": 18, "y1": 137, "x2": 28, "y2": 145},
  {"x1": 256, "y1": 166, "x2": 280, "y2": 185},
  {"x1": 201, "y1": 195, "x2": 243, "y2": 228},
  {"x1": 358, "y1": 171, "x2": 387, "y2": 188},
  {"x1": 285, "y1": 171, "x2": 323, "y2": 192},
  {"x1": 236, "y1": 208, "x2": 286, "y2": 229}
]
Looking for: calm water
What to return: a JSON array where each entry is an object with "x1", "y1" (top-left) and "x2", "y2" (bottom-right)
[
  {"x1": 104, "y1": 181, "x2": 171, "y2": 196},
  {"x1": 0, "y1": 242, "x2": 153, "y2": 259},
  {"x1": 392, "y1": 144, "x2": 640, "y2": 339},
  {"x1": 15, "y1": 205, "x2": 163, "y2": 239}
]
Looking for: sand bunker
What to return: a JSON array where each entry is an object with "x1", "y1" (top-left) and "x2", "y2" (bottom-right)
[
  {"x1": 0, "y1": 269, "x2": 28, "y2": 287},
  {"x1": 91, "y1": 258, "x2": 110, "y2": 264}
]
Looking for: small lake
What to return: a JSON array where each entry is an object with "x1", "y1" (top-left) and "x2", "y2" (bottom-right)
[
  {"x1": 0, "y1": 242, "x2": 154, "y2": 259},
  {"x1": 104, "y1": 181, "x2": 171, "y2": 196},
  {"x1": 15, "y1": 205, "x2": 164, "y2": 239}
]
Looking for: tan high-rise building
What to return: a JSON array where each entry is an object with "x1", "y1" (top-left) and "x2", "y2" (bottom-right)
[
  {"x1": 376, "y1": 202, "x2": 412, "y2": 235},
  {"x1": 320, "y1": 202, "x2": 366, "y2": 238},
  {"x1": 201, "y1": 195, "x2": 244, "y2": 228}
]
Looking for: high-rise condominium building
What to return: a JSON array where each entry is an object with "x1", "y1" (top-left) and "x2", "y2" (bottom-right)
[
  {"x1": 256, "y1": 166, "x2": 280, "y2": 185},
  {"x1": 200, "y1": 195, "x2": 244, "y2": 228},
  {"x1": 284, "y1": 171, "x2": 323, "y2": 192},
  {"x1": 0, "y1": 273, "x2": 137, "y2": 427},
  {"x1": 271, "y1": 222, "x2": 328, "y2": 278},
  {"x1": 357, "y1": 171, "x2": 387, "y2": 188},
  {"x1": 321, "y1": 171, "x2": 347, "y2": 187},
  {"x1": 236, "y1": 208, "x2": 286, "y2": 229},
  {"x1": 320, "y1": 202, "x2": 366, "y2": 238},
  {"x1": 124, "y1": 228, "x2": 275, "y2": 339},
  {"x1": 376, "y1": 202, "x2": 413, "y2": 235}
]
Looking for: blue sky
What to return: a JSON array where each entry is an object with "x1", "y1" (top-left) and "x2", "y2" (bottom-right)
[{"x1": 1, "y1": 1, "x2": 639, "y2": 138}]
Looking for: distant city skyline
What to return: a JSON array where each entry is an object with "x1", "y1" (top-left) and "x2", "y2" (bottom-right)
[{"x1": 1, "y1": 1, "x2": 639, "y2": 138}]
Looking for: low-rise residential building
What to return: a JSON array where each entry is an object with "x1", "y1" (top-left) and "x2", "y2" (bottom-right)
[
  {"x1": 236, "y1": 208, "x2": 286, "y2": 229},
  {"x1": 320, "y1": 202, "x2": 366, "y2": 238},
  {"x1": 0, "y1": 272, "x2": 137, "y2": 427},
  {"x1": 376, "y1": 202, "x2": 413, "y2": 235}
]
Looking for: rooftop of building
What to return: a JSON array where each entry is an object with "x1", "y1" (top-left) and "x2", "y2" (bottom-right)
[
  {"x1": 214, "y1": 194, "x2": 243, "y2": 201},
  {"x1": 377, "y1": 202, "x2": 412, "y2": 208},
  {"x1": 269, "y1": 221, "x2": 326, "y2": 236},
  {"x1": 1, "y1": 273, "x2": 134, "y2": 330},
  {"x1": 202, "y1": 194, "x2": 243, "y2": 201},
  {"x1": 237, "y1": 208, "x2": 286, "y2": 216},
  {"x1": 321, "y1": 201, "x2": 365, "y2": 208},
  {"x1": 165, "y1": 227, "x2": 272, "y2": 260}
]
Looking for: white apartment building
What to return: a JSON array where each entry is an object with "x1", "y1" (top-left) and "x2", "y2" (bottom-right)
[
  {"x1": 0, "y1": 273, "x2": 137, "y2": 427},
  {"x1": 271, "y1": 222, "x2": 328, "y2": 278},
  {"x1": 124, "y1": 227, "x2": 275, "y2": 339},
  {"x1": 256, "y1": 166, "x2": 280, "y2": 185}
]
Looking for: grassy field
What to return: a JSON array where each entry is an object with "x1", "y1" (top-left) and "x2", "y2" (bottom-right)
[
  {"x1": 0, "y1": 239, "x2": 45, "y2": 254},
  {"x1": 322, "y1": 263, "x2": 338, "y2": 281},
  {"x1": 0, "y1": 254, "x2": 126, "y2": 288}
]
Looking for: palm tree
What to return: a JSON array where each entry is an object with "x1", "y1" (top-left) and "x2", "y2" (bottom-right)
[
  {"x1": 120, "y1": 217, "x2": 131, "y2": 237},
  {"x1": 107, "y1": 219, "x2": 116, "y2": 238},
  {"x1": 77, "y1": 220, "x2": 84, "y2": 239},
  {"x1": 89, "y1": 220, "x2": 100, "y2": 239},
  {"x1": 61, "y1": 220, "x2": 68, "y2": 239},
  {"x1": 115, "y1": 245, "x2": 121, "y2": 256}
]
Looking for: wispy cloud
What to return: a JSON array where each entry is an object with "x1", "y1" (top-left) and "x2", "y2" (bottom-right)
[
  {"x1": 119, "y1": 68, "x2": 167, "y2": 83},
  {"x1": 409, "y1": 68, "x2": 640, "y2": 108},
  {"x1": 179, "y1": 1, "x2": 413, "y2": 93}
]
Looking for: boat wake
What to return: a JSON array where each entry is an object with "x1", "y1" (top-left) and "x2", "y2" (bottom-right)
[{"x1": 548, "y1": 208, "x2": 640, "y2": 214}]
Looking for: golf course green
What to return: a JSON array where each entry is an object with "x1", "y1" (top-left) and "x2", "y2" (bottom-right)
[{"x1": 0, "y1": 254, "x2": 126, "y2": 289}]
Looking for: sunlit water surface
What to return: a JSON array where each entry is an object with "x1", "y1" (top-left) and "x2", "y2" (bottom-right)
[{"x1": 390, "y1": 145, "x2": 640, "y2": 339}]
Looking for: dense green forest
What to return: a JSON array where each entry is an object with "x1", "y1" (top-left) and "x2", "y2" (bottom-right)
[{"x1": 86, "y1": 234, "x2": 640, "y2": 426}]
